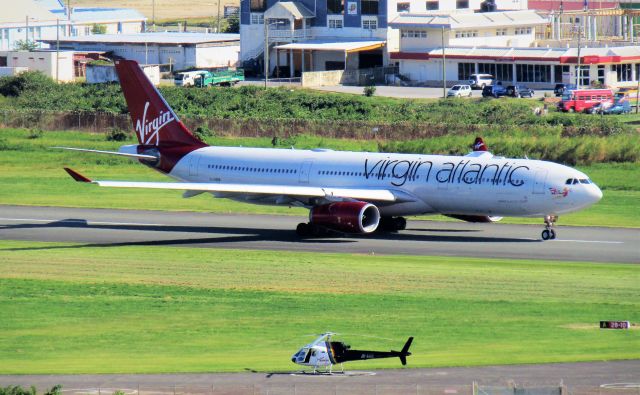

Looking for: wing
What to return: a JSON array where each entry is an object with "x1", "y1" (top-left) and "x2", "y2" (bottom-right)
[{"x1": 64, "y1": 168, "x2": 416, "y2": 204}]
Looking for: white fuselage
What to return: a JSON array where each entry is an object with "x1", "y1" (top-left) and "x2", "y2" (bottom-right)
[{"x1": 168, "y1": 146, "x2": 602, "y2": 218}]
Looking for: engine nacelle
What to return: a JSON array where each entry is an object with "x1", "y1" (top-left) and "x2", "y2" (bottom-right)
[
  {"x1": 310, "y1": 202, "x2": 380, "y2": 234},
  {"x1": 446, "y1": 215, "x2": 503, "y2": 223}
]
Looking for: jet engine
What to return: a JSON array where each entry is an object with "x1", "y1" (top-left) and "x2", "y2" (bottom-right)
[
  {"x1": 310, "y1": 201, "x2": 380, "y2": 233},
  {"x1": 446, "y1": 215, "x2": 503, "y2": 223}
]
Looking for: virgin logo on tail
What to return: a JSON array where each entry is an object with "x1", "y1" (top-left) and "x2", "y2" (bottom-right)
[{"x1": 135, "y1": 101, "x2": 176, "y2": 145}]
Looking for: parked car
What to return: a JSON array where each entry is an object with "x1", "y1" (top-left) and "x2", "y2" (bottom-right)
[
  {"x1": 482, "y1": 84, "x2": 507, "y2": 98},
  {"x1": 447, "y1": 84, "x2": 472, "y2": 97},
  {"x1": 554, "y1": 83, "x2": 577, "y2": 97},
  {"x1": 506, "y1": 85, "x2": 534, "y2": 98},
  {"x1": 591, "y1": 99, "x2": 631, "y2": 115},
  {"x1": 468, "y1": 74, "x2": 494, "y2": 89}
]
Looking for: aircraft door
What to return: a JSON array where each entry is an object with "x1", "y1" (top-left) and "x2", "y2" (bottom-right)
[
  {"x1": 189, "y1": 153, "x2": 200, "y2": 177},
  {"x1": 298, "y1": 160, "x2": 313, "y2": 184},
  {"x1": 532, "y1": 169, "x2": 548, "y2": 194}
]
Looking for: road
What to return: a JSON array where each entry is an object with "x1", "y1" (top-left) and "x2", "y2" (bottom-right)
[
  {"x1": 0, "y1": 361, "x2": 638, "y2": 394},
  {"x1": 1, "y1": 206, "x2": 637, "y2": 263}
]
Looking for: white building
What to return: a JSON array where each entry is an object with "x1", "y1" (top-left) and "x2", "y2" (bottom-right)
[
  {"x1": 0, "y1": 50, "x2": 74, "y2": 81},
  {"x1": 40, "y1": 33, "x2": 241, "y2": 70},
  {"x1": 240, "y1": 0, "x2": 529, "y2": 75},
  {"x1": 0, "y1": 0, "x2": 146, "y2": 52}
]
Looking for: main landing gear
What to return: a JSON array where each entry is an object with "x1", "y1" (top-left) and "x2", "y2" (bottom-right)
[
  {"x1": 378, "y1": 217, "x2": 407, "y2": 232},
  {"x1": 296, "y1": 222, "x2": 331, "y2": 237},
  {"x1": 541, "y1": 215, "x2": 558, "y2": 240}
]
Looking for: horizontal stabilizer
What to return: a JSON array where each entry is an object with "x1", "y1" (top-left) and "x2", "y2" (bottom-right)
[{"x1": 53, "y1": 147, "x2": 158, "y2": 160}]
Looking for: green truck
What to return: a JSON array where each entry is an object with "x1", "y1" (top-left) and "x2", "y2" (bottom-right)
[{"x1": 195, "y1": 69, "x2": 244, "y2": 87}]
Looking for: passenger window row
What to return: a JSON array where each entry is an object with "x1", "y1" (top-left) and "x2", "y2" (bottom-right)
[{"x1": 207, "y1": 164, "x2": 297, "y2": 174}]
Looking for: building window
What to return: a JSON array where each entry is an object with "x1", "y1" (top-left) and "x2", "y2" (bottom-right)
[
  {"x1": 612, "y1": 64, "x2": 632, "y2": 82},
  {"x1": 496, "y1": 28, "x2": 507, "y2": 36},
  {"x1": 494, "y1": 64, "x2": 513, "y2": 82},
  {"x1": 362, "y1": 0, "x2": 379, "y2": 15},
  {"x1": 478, "y1": 63, "x2": 496, "y2": 77},
  {"x1": 575, "y1": 65, "x2": 589, "y2": 86},
  {"x1": 362, "y1": 17, "x2": 377, "y2": 30},
  {"x1": 328, "y1": 17, "x2": 343, "y2": 28},
  {"x1": 426, "y1": 1, "x2": 439, "y2": 10},
  {"x1": 514, "y1": 27, "x2": 532, "y2": 35},
  {"x1": 456, "y1": 0, "x2": 469, "y2": 8},
  {"x1": 597, "y1": 65, "x2": 605, "y2": 84},
  {"x1": 250, "y1": 13, "x2": 264, "y2": 24},
  {"x1": 554, "y1": 65, "x2": 570, "y2": 83},
  {"x1": 401, "y1": 29, "x2": 427, "y2": 38},
  {"x1": 397, "y1": 2, "x2": 410, "y2": 12},
  {"x1": 250, "y1": 0, "x2": 266, "y2": 12},
  {"x1": 327, "y1": 0, "x2": 344, "y2": 14},
  {"x1": 455, "y1": 30, "x2": 478, "y2": 38},
  {"x1": 636, "y1": 64, "x2": 640, "y2": 81},
  {"x1": 458, "y1": 63, "x2": 474, "y2": 80},
  {"x1": 516, "y1": 64, "x2": 551, "y2": 83}
]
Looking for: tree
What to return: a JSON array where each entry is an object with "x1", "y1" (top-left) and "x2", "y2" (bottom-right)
[
  {"x1": 224, "y1": 15, "x2": 239, "y2": 33},
  {"x1": 91, "y1": 24, "x2": 107, "y2": 34},
  {"x1": 14, "y1": 40, "x2": 38, "y2": 51}
]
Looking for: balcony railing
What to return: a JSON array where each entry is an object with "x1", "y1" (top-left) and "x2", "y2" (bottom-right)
[{"x1": 268, "y1": 28, "x2": 312, "y2": 41}]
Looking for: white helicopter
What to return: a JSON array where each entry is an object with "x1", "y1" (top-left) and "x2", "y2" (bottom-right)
[{"x1": 291, "y1": 332, "x2": 413, "y2": 373}]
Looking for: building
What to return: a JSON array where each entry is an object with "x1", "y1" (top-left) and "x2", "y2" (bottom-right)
[
  {"x1": 40, "y1": 33, "x2": 241, "y2": 70},
  {"x1": 0, "y1": 0, "x2": 146, "y2": 52},
  {"x1": 0, "y1": 49, "x2": 74, "y2": 81},
  {"x1": 240, "y1": 0, "x2": 528, "y2": 76}
]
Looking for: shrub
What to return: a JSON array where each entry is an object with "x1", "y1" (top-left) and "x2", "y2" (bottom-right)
[
  {"x1": 106, "y1": 128, "x2": 130, "y2": 142},
  {"x1": 363, "y1": 86, "x2": 376, "y2": 97},
  {"x1": 0, "y1": 385, "x2": 36, "y2": 395},
  {"x1": 193, "y1": 125, "x2": 214, "y2": 141},
  {"x1": 27, "y1": 128, "x2": 43, "y2": 139}
]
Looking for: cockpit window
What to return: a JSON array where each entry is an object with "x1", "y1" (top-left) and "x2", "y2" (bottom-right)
[
  {"x1": 579, "y1": 179, "x2": 590, "y2": 184},
  {"x1": 565, "y1": 178, "x2": 573, "y2": 185},
  {"x1": 573, "y1": 179, "x2": 580, "y2": 185}
]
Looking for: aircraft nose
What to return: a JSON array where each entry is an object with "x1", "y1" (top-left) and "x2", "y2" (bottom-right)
[{"x1": 591, "y1": 184, "x2": 603, "y2": 202}]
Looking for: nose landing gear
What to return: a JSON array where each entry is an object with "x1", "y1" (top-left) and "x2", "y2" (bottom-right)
[{"x1": 541, "y1": 215, "x2": 557, "y2": 240}]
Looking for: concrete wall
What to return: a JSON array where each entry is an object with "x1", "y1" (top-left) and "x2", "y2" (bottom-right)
[
  {"x1": 195, "y1": 45, "x2": 240, "y2": 68},
  {"x1": 86, "y1": 64, "x2": 160, "y2": 85},
  {"x1": 0, "y1": 67, "x2": 29, "y2": 76},
  {"x1": 0, "y1": 50, "x2": 74, "y2": 81}
]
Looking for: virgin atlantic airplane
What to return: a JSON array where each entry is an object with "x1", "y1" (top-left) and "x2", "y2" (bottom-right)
[{"x1": 62, "y1": 60, "x2": 602, "y2": 240}]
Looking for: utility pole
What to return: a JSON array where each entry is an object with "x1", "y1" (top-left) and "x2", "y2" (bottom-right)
[
  {"x1": 56, "y1": 18, "x2": 60, "y2": 82},
  {"x1": 25, "y1": 16, "x2": 29, "y2": 43},
  {"x1": 635, "y1": 76, "x2": 639, "y2": 114},
  {"x1": 264, "y1": 19, "x2": 269, "y2": 88},
  {"x1": 217, "y1": 0, "x2": 222, "y2": 33},
  {"x1": 152, "y1": 0, "x2": 156, "y2": 31},
  {"x1": 441, "y1": 26, "x2": 446, "y2": 98},
  {"x1": 575, "y1": 21, "x2": 582, "y2": 89}
]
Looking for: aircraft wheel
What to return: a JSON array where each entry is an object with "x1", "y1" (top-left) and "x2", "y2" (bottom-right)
[
  {"x1": 550, "y1": 229, "x2": 556, "y2": 239},
  {"x1": 541, "y1": 229, "x2": 551, "y2": 240},
  {"x1": 395, "y1": 217, "x2": 407, "y2": 230}
]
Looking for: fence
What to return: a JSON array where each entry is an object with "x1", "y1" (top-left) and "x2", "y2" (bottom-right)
[
  {"x1": 0, "y1": 109, "x2": 493, "y2": 140},
  {"x1": 32, "y1": 382, "x2": 640, "y2": 395}
]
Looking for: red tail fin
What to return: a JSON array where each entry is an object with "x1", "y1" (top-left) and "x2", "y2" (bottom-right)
[
  {"x1": 114, "y1": 60, "x2": 205, "y2": 148},
  {"x1": 472, "y1": 137, "x2": 488, "y2": 152}
]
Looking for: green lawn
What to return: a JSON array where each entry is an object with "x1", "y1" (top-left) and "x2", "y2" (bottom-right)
[
  {"x1": 0, "y1": 129, "x2": 638, "y2": 227},
  {"x1": 0, "y1": 240, "x2": 638, "y2": 374}
]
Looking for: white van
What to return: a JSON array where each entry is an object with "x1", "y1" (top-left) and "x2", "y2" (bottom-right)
[
  {"x1": 468, "y1": 74, "x2": 494, "y2": 89},
  {"x1": 174, "y1": 70, "x2": 207, "y2": 87}
]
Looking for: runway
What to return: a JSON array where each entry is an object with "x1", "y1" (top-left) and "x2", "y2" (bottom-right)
[
  {"x1": 1, "y1": 205, "x2": 638, "y2": 263},
  {"x1": 0, "y1": 361, "x2": 638, "y2": 393}
]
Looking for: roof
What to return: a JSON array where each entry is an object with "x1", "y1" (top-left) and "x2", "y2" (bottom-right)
[
  {"x1": 265, "y1": 2, "x2": 315, "y2": 19},
  {"x1": 0, "y1": 0, "x2": 58, "y2": 24},
  {"x1": 389, "y1": 10, "x2": 548, "y2": 29},
  {"x1": 528, "y1": 0, "x2": 618, "y2": 11},
  {"x1": 34, "y1": 0, "x2": 64, "y2": 10},
  {"x1": 275, "y1": 40, "x2": 385, "y2": 52},
  {"x1": 50, "y1": 8, "x2": 146, "y2": 23},
  {"x1": 40, "y1": 33, "x2": 240, "y2": 46}
]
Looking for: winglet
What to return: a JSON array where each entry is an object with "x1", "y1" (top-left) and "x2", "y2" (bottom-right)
[{"x1": 64, "y1": 167, "x2": 92, "y2": 183}]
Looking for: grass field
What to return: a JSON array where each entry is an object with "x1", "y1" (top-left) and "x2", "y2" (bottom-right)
[
  {"x1": 0, "y1": 129, "x2": 638, "y2": 227},
  {"x1": 0, "y1": 240, "x2": 638, "y2": 374}
]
